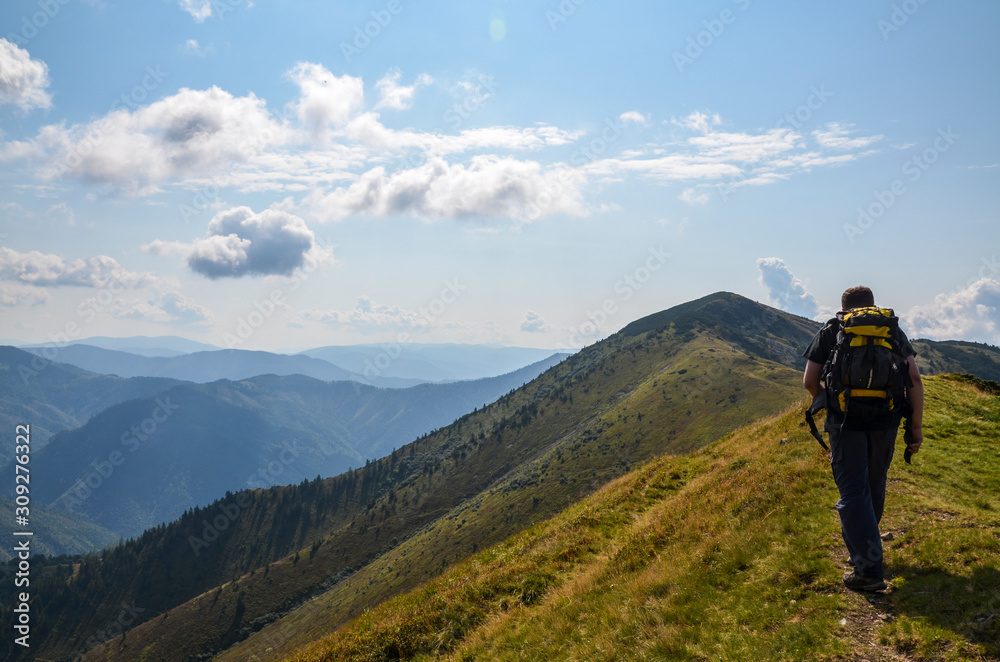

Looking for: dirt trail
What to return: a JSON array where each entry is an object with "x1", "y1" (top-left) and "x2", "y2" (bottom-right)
[{"x1": 829, "y1": 534, "x2": 919, "y2": 662}]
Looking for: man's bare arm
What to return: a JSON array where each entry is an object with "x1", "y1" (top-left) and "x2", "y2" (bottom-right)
[
  {"x1": 803, "y1": 360, "x2": 823, "y2": 398},
  {"x1": 905, "y1": 355, "x2": 924, "y2": 453}
]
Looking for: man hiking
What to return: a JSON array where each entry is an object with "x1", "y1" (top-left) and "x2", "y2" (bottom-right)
[{"x1": 802, "y1": 286, "x2": 924, "y2": 592}]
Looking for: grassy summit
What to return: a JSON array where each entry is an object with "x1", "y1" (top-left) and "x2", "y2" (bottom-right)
[{"x1": 279, "y1": 374, "x2": 1000, "y2": 662}]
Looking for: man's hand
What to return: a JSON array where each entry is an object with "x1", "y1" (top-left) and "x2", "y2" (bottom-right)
[{"x1": 903, "y1": 421, "x2": 923, "y2": 464}]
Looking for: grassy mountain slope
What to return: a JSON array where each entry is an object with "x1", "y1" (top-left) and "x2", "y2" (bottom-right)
[
  {"x1": 271, "y1": 374, "x2": 999, "y2": 662},
  {"x1": 0, "y1": 345, "x2": 182, "y2": 464},
  {"x1": 61, "y1": 293, "x2": 817, "y2": 662},
  {"x1": 25, "y1": 354, "x2": 567, "y2": 539}
]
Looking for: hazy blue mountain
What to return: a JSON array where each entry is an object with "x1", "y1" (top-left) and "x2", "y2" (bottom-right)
[
  {"x1": 0, "y1": 346, "x2": 183, "y2": 465},
  {"x1": 19, "y1": 353, "x2": 568, "y2": 539},
  {"x1": 300, "y1": 343, "x2": 563, "y2": 382},
  {"x1": 35, "y1": 335, "x2": 221, "y2": 356},
  {"x1": 20, "y1": 345, "x2": 341, "y2": 382},
  {"x1": 19, "y1": 344, "x2": 430, "y2": 387}
]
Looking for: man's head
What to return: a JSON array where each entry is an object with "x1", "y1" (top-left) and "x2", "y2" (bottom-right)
[{"x1": 842, "y1": 286, "x2": 875, "y2": 310}]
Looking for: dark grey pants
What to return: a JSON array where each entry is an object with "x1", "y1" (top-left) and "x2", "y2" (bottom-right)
[{"x1": 829, "y1": 426, "x2": 898, "y2": 579}]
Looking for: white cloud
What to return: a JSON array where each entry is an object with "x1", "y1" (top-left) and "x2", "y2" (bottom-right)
[
  {"x1": 178, "y1": 0, "x2": 212, "y2": 22},
  {"x1": 812, "y1": 122, "x2": 883, "y2": 151},
  {"x1": 145, "y1": 206, "x2": 330, "y2": 279},
  {"x1": 0, "y1": 282, "x2": 49, "y2": 307},
  {"x1": 0, "y1": 39, "x2": 52, "y2": 110},
  {"x1": 586, "y1": 153, "x2": 742, "y2": 182},
  {"x1": 673, "y1": 111, "x2": 722, "y2": 134},
  {"x1": 0, "y1": 247, "x2": 157, "y2": 288},
  {"x1": 302, "y1": 296, "x2": 426, "y2": 330},
  {"x1": 903, "y1": 278, "x2": 1000, "y2": 344},
  {"x1": 756, "y1": 257, "x2": 819, "y2": 319},
  {"x1": 340, "y1": 111, "x2": 579, "y2": 156},
  {"x1": 374, "y1": 70, "x2": 433, "y2": 111},
  {"x1": 19, "y1": 86, "x2": 288, "y2": 195},
  {"x1": 105, "y1": 291, "x2": 213, "y2": 324},
  {"x1": 687, "y1": 128, "x2": 801, "y2": 163},
  {"x1": 306, "y1": 156, "x2": 586, "y2": 222},
  {"x1": 286, "y1": 63, "x2": 364, "y2": 141},
  {"x1": 678, "y1": 188, "x2": 708, "y2": 205},
  {"x1": 520, "y1": 310, "x2": 548, "y2": 333},
  {"x1": 183, "y1": 39, "x2": 211, "y2": 56},
  {"x1": 48, "y1": 202, "x2": 75, "y2": 225},
  {"x1": 592, "y1": 115, "x2": 880, "y2": 198},
  {"x1": 619, "y1": 111, "x2": 649, "y2": 126}
]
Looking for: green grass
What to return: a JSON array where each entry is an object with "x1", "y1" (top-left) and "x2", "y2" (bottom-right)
[{"x1": 278, "y1": 375, "x2": 1000, "y2": 662}]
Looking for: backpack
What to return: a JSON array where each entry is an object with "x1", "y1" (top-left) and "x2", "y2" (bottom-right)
[{"x1": 805, "y1": 306, "x2": 912, "y2": 449}]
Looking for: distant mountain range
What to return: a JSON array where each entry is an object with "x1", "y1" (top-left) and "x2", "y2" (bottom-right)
[
  {"x1": 2, "y1": 348, "x2": 568, "y2": 539},
  {"x1": 300, "y1": 344, "x2": 564, "y2": 382},
  {"x1": 20, "y1": 336, "x2": 564, "y2": 384},
  {"x1": 19, "y1": 344, "x2": 424, "y2": 387},
  {"x1": 21, "y1": 334, "x2": 220, "y2": 357}
]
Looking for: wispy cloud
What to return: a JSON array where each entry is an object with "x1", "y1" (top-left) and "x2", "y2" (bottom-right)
[
  {"x1": 178, "y1": 0, "x2": 212, "y2": 22},
  {"x1": 812, "y1": 122, "x2": 883, "y2": 151},
  {"x1": 0, "y1": 247, "x2": 158, "y2": 288},
  {"x1": 374, "y1": 70, "x2": 434, "y2": 111}
]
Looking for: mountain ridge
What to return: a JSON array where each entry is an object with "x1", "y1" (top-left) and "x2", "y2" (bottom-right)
[{"x1": 5, "y1": 292, "x2": 999, "y2": 661}]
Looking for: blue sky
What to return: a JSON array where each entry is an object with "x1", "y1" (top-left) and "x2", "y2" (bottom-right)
[{"x1": 1, "y1": 0, "x2": 998, "y2": 352}]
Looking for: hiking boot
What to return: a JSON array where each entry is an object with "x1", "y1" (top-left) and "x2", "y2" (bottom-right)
[{"x1": 842, "y1": 571, "x2": 886, "y2": 592}]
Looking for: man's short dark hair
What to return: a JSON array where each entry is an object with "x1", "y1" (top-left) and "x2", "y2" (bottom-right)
[{"x1": 842, "y1": 286, "x2": 875, "y2": 310}]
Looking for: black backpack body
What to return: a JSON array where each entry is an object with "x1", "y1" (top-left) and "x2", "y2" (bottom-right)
[{"x1": 806, "y1": 307, "x2": 912, "y2": 448}]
